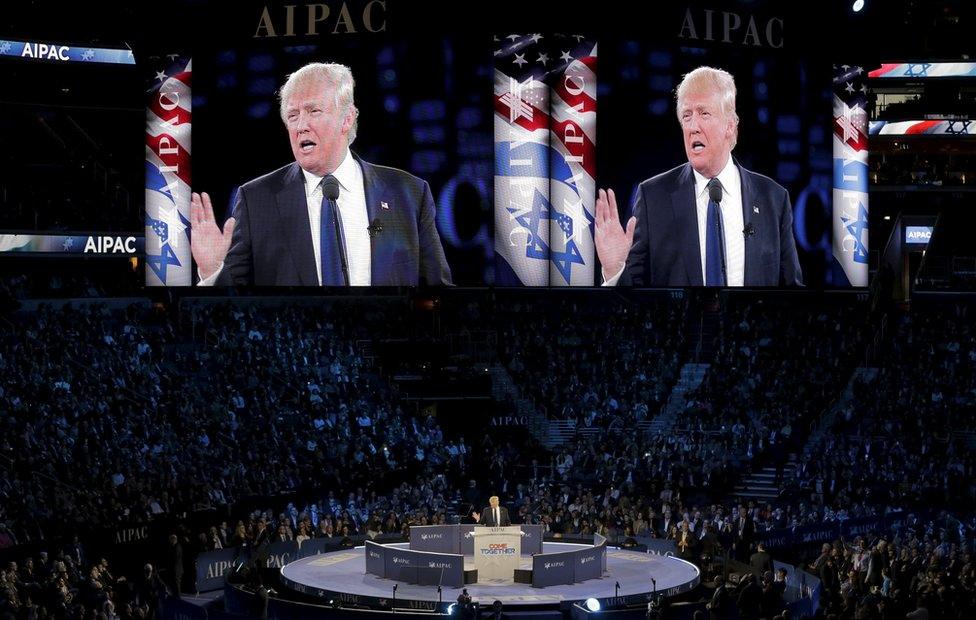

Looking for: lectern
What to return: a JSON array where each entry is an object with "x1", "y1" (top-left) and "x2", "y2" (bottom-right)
[{"x1": 469, "y1": 526, "x2": 522, "y2": 582}]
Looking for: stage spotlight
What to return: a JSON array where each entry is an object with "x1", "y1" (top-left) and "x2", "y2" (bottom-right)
[
  {"x1": 852, "y1": 0, "x2": 864, "y2": 12},
  {"x1": 584, "y1": 598, "x2": 601, "y2": 612}
]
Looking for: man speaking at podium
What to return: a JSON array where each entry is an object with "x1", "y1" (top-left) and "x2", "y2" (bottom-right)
[
  {"x1": 473, "y1": 496, "x2": 511, "y2": 527},
  {"x1": 190, "y1": 62, "x2": 452, "y2": 287}
]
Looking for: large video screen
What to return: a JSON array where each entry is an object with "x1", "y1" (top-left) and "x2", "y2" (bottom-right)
[{"x1": 143, "y1": 1, "x2": 844, "y2": 289}]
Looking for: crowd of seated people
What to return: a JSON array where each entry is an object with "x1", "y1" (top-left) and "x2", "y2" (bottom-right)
[
  {"x1": 682, "y1": 300, "x2": 869, "y2": 468},
  {"x1": 0, "y1": 268, "x2": 145, "y2": 301},
  {"x1": 804, "y1": 519, "x2": 975, "y2": 620},
  {"x1": 870, "y1": 155, "x2": 976, "y2": 187},
  {"x1": 0, "y1": 552, "x2": 167, "y2": 620},
  {"x1": 788, "y1": 306, "x2": 976, "y2": 529},
  {"x1": 496, "y1": 297, "x2": 686, "y2": 426},
  {"x1": 0, "y1": 301, "x2": 468, "y2": 548},
  {"x1": 3, "y1": 292, "x2": 975, "y2": 620}
]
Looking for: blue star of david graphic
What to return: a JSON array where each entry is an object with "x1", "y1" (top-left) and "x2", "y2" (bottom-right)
[
  {"x1": 507, "y1": 189, "x2": 551, "y2": 260},
  {"x1": 841, "y1": 203, "x2": 869, "y2": 264},
  {"x1": 945, "y1": 121, "x2": 971, "y2": 135},
  {"x1": 550, "y1": 205, "x2": 594, "y2": 284},
  {"x1": 146, "y1": 243, "x2": 182, "y2": 283},
  {"x1": 905, "y1": 63, "x2": 931, "y2": 78}
]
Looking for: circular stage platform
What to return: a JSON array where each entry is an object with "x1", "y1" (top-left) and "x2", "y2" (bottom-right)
[{"x1": 281, "y1": 542, "x2": 700, "y2": 612}]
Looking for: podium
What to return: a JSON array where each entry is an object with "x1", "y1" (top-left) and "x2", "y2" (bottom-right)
[{"x1": 470, "y1": 526, "x2": 522, "y2": 582}]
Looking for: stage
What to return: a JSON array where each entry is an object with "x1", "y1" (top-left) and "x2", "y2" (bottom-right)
[{"x1": 280, "y1": 542, "x2": 700, "y2": 612}]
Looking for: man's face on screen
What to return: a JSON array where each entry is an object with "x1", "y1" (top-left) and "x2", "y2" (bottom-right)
[
  {"x1": 679, "y1": 88, "x2": 735, "y2": 179},
  {"x1": 285, "y1": 80, "x2": 351, "y2": 177}
]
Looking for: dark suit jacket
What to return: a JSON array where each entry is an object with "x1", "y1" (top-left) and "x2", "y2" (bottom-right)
[
  {"x1": 709, "y1": 585, "x2": 732, "y2": 620},
  {"x1": 481, "y1": 506, "x2": 511, "y2": 527},
  {"x1": 216, "y1": 156, "x2": 452, "y2": 286},
  {"x1": 618, "y1": 160, "x2": 802, "y2": 287},
  {"x1": 735, "y1": 516, "x2": 755, "y2": 545},
  {"x1": 750, "y1": 550, "x2": 773, "y2": 576},
  {"x1": 736, "y1": 581, "x2": 762, "y2": 617}
]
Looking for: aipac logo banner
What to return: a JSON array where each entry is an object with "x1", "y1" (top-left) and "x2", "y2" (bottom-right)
[
  {"x1": 831, "y1": 64, "x2": 869, "y2": 287},
  {"x1": 494, "y1": 34, "x2": 597, "y2": 286},
  {"x1": 0, "y1": 39, "x2": 135, "y2": 65},
  {"x1": 410, "y1": 525, "x2": 458, "y2": 554},
  {"x1": 575, "y1": 547, "x2": 604, "y2": 581},
  {"x1": 531, "y1": 549, "x2": 576, "y2": 587},
  {"x1": 364, "y1": 540, "x2": 387, "y2": 578},
  {"x1": 548, "y1": 35, "x2": 597, "y2": 286},
  {"x1": 520, "y1": 524, "x2": 544, "y2": 555},
  {"x1": 145, "y1": 55, "x2": 192, "y2": 286}
]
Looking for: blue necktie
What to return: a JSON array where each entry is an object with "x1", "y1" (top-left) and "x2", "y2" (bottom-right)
[
  {"x1": 319, "y1": 184, "x2": 346, "y2": 286},
  {"x1": 705, "y1": 178, "x2": 726, "y2": 287}
]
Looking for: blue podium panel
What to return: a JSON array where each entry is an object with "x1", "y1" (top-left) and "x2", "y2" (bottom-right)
[
  {"x1": 574, "y1": 545, "x2": 603, "y2": 582},
  {"x1": 532, "y1": 549, "x2": 577, "y2": 587},
  {"x1": 365, "y1": 540, "x2": 387, "y2": 577},
  {"x1": 460, "y1": 525, "x2": 477, "y2": 556},
  {"x1": 410, "y1": 525, "x2": 460, "y2": 554},
  {"x1": 521, "y1": 525, "x2": 545, "y2": 555}
]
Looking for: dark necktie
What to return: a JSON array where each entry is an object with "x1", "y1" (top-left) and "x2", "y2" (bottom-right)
[
  {"x1": 319, "y1": 178, "x2": 345, "y2": 286},
  {"x1": 705, "y1": 177, "x2": 726, "y2": 286}
]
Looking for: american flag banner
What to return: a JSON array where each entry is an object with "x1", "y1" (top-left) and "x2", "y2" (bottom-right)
[
  {"x1": 869, "y1": 62, "x2": 976, "y2": 79},
  {"x1": 547, "y1": 36, "x2": 597, "y2": 286},
  {"x1": 869, "y1": 120, "x2": 975, "y2": 136},
  {"x1": 145, "y1": 56, "x2": 192, "y2": 286},
  {"x1": 493, "y1": 34, "x2": 552, "y2": 286},
  {"x1": 831, "y1": 64, "x2": 869, "y2": 288}
]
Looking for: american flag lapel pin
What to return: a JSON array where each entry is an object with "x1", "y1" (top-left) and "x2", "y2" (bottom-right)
[{"x1": 381, "y1": 201, "x2": 390, "y2": 210}]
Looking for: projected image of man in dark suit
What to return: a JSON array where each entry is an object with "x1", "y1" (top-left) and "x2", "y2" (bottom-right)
[
  {"x1": 595, "y1": 66, "x2": 802, "y2": 287},
  {"x1": 473, "y1": 495, "x2": 511, "y2": 527},
  {"x1": 190, "y1": 62, "x2": 452, "y2": 287}
]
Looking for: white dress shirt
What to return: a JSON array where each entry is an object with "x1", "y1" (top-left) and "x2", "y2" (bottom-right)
[
  {"x1": 602, "y1": 157, "x2": 745, "y2": 286},
  {"x1": 302, "y1": 150, "x2": 371, "y2": 286},
  {"x1": 693, "y1": 157, "x2": 744, "y2": 287},
  {"x1": 198, "y1": 149, "x2": 371, "y2": 286}
]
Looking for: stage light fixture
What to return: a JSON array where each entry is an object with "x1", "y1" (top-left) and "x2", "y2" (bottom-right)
[
  {"x1": 585, "y1": 598, "x2": 601, "y2": 612},
  {"x1": 852, "y1": 0, "x2": 865, "y2": 12}
]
